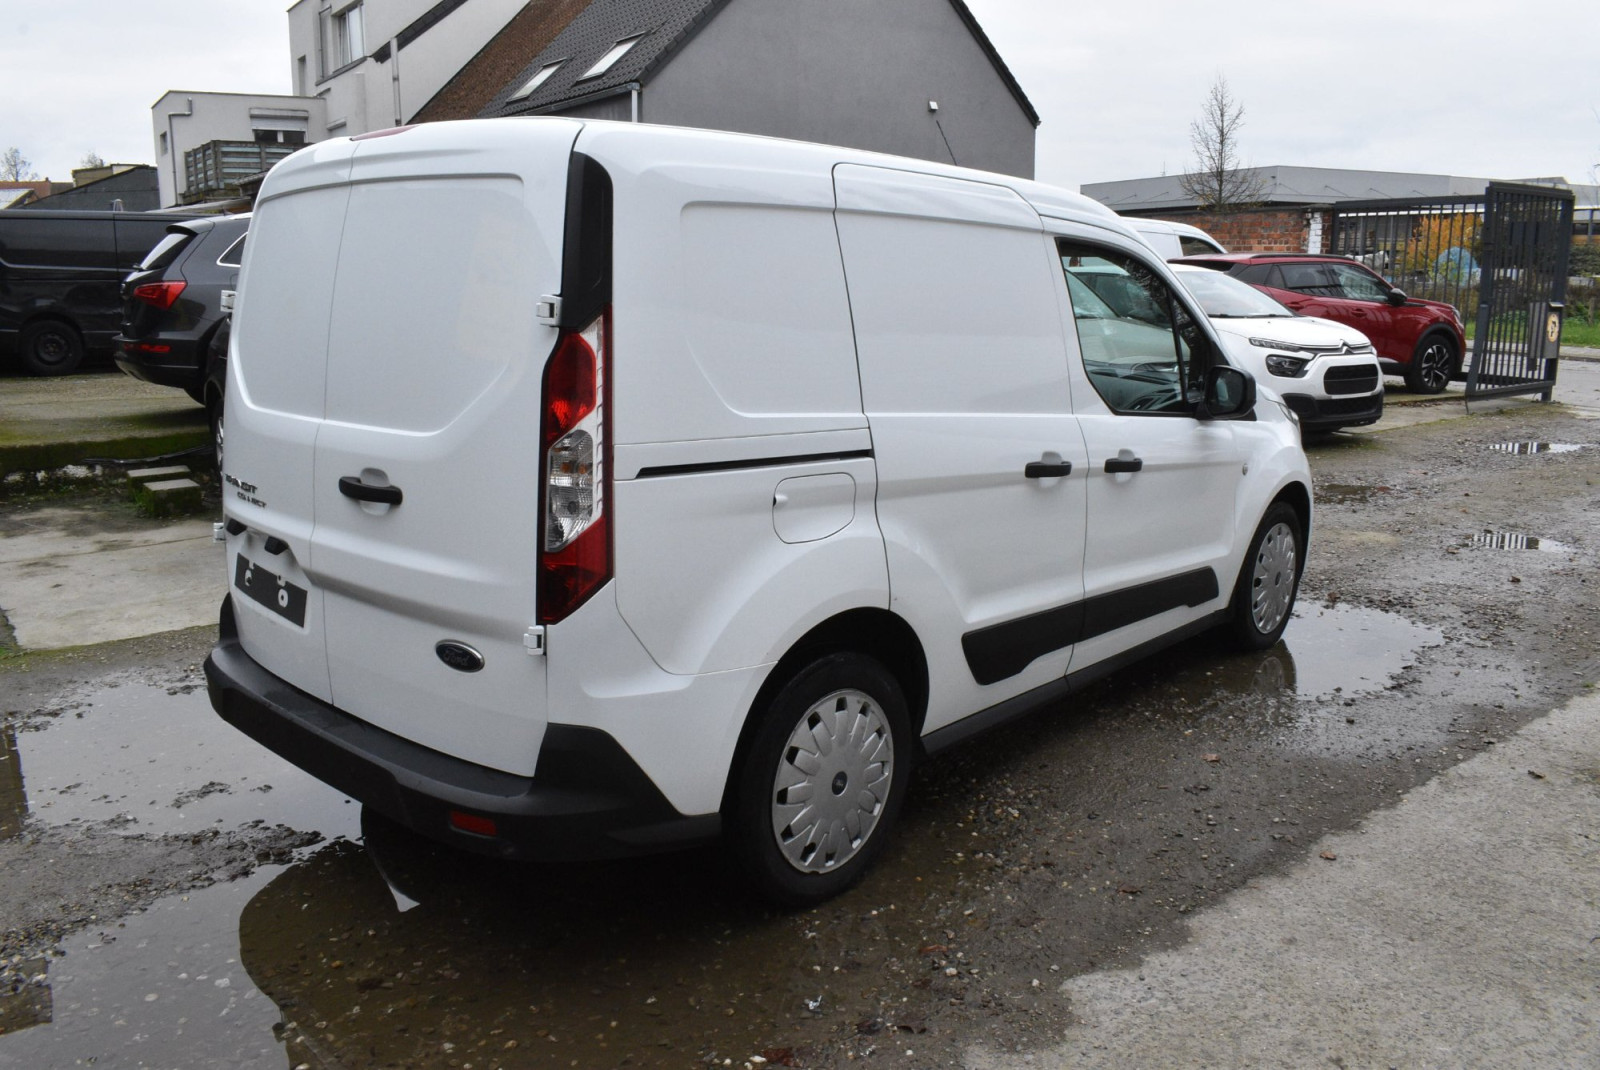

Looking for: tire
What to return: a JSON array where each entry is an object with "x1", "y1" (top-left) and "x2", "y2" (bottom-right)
[
  {"x1": 729, "y1": 653, "x2": 911, "y2": 907},
  {"x1": 208, "y1": 393, "x2": 225, "y2": 473},
  {"x1": 1403, "y1": 334, "x2": 1456, "y2": 394},
  {"x1": 17, "y1": 320, "x2": 85, "y2": 376},
  {"x1": 1227, "y1": 502, "x2": 1303, "y2": 650}
]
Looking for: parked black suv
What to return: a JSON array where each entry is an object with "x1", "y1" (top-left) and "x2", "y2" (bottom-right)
[{"x1": 115, "y1": 214, "x2": 248, "y2": 403}]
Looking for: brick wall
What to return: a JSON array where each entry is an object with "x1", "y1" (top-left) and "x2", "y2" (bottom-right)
[{"x1": 1139, "y1": 207, "x2": 1334, "y2": 253}]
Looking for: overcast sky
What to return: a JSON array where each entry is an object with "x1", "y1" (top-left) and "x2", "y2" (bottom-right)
[{"x1": 4, "y1": 0, "x2": 1597, "y2": 194}]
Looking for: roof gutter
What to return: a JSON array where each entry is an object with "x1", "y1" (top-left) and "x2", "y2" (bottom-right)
[{"x1": 529, "y1": 81, "x2": 642, "y2": 119}]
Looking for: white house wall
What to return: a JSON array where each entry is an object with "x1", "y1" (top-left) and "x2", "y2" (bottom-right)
[
  {"x1": 287, "y1": 0, "x2": 524, "y2": 134},
  {"x1": 151, "y1": 91, "x2": 328, "y2": 207}
]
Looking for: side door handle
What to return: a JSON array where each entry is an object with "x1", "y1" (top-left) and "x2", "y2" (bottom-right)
[
  {"x1": 338, "y1": 476, "x2": 403, "y2": 506},
  {"x1": 1103, "y1": 456, "x2": 1143, "y2": 474},
  {"x1": 1024, "y1": 460, "x2": 1073, "y2": 478}
]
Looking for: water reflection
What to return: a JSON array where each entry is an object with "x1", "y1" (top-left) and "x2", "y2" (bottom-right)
[
  {"x1": 236, "y1": 816, "x2": 869, "y2": 1069},
  {"x1": 0, "y1": 726, "x2": 23, "y2": 840},
  {"x1": 1470, "y1": 531, "x2": 1572, "y2": 553},
  {"x1": 1487, "y1": 441, "x2": 1587, "y2": 455}
]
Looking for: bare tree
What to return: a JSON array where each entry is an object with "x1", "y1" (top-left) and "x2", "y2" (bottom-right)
[
  {"x1": 2, "y1": 147, "x2": 38, "y2": 182},
  {"x1": 1179, "y1": 77, "x2": 1268, "y2": 212},
  {"x1": 80, "y1": 151, "x2": 106, "y2": 169}
]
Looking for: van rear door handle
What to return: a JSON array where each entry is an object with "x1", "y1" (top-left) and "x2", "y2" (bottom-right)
[
  {"x1": 338, "y1": 476, "x2": 403, "y2": 506},
  {"x1": 1024, "y1": 460, "x2": 1073, "y2": 478},
  {"x1": 1103, "y1": 457, "x2": 1143, "y2": 474}
]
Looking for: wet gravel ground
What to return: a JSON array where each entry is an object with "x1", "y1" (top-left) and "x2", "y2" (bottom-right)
[{"x1": 1, "y1": 401, "x2": 1598, "y2": 1068}]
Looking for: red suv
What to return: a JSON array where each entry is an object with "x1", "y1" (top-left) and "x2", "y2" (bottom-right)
[{"x1": 1173, "y1": 253, "x2": 1466, "y2": 394}]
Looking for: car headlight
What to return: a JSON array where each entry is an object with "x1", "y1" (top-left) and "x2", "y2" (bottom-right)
[
  {"x1": 1264, "y1": 353, "x2": 1311, "y2": 378},
  {"x1": 1248, "y1": 336, "x2": 1314, "y2": 353},
  {"x1": 1448, "y1": 305, "x2": 1463, "y2": 327}
]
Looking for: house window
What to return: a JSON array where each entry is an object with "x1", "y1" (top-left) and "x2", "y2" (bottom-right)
[
  {"x1": 508, "y1": 61, "x2": 564, "y2": 102},
  {"x1": 319, "y1": 2, "x2": 366, "y2": 76},
  {"x1": 579, "y1": 34, "x2": 645, "y2": 79}
]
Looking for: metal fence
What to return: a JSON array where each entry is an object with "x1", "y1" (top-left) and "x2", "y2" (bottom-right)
[
  {"x1": 183, "y1": 141, "x2": 298, "y2": 203},
  {"x1": 1327, "y1": 195, "x2": 1485, "y2": 319},
  {"x1": 1330, "y1": 184, "x2": 1576, "y2": 401}
]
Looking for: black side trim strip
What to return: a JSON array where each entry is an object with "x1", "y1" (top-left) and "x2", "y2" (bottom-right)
[
  {"x1": 634, "y1": 449, "x2": 873, "y2": 479},
  {"x1": 961, "y1": 567, "x2": 1219, "y2": 686},
  {"x1": 924, "y1": 610, "x2": 1228, "y2": 757}
]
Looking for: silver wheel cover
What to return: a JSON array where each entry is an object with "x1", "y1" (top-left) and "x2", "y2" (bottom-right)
[
  {"x1": 1250, "y1": 521, "x2": 1297, "y2": 635},
  {"x1": 770, "y1": 688, "x2": 894, "y2": 874},
  {"x1": 1418, "y1": 341, "x2": 1452, "y2": 391}
]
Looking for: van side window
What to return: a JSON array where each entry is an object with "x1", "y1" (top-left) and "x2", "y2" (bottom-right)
[{"x1": 1058, "y1": 240, "x2": 1208, "y2": 415}]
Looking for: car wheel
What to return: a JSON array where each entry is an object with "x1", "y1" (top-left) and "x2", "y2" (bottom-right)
[
  {"x1": 18, "y1": 320, "x2": 85, "y2": 376},
  {"x1": 1227, "y1": 502, "x2": 1302, "y2": 650},
  {"x1": 730, "y1": 653, "x2": 911, "y2": 907},
  {"x1": 208, "y1": 394, "x2": 225, "y2": 472},
  {"x1": 1403, "y1": 334, "x2": 1456, "y2": 394}
]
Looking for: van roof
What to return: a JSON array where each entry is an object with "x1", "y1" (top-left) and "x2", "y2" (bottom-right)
[{"x1": 270, "y1": 117, "x2": 1124, "y2": 234}]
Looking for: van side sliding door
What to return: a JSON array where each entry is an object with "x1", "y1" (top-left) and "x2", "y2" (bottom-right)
[{"x1": 833, "y1": 166, "x2": 1089, "y2": 734}]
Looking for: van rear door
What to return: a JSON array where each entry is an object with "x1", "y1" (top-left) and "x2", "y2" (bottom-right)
[{"x1": 310, "y1": 121, "x2": 580, "y2": 777}]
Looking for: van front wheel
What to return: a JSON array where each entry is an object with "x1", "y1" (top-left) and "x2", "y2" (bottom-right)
[
  {"x1": 1227, "y1": 502, "x2": 1302, "y2": 650},
  {"x1": 730, "y1": 654, "x2": 910, "y2": 907}
]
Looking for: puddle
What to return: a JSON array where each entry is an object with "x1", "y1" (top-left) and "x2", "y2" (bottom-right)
[
  {"x1": 9, "y1": 680, "x2": 359, "y2": 841},
  {"x1": 1469, "y1": 532, "x2": 1572, "y2": 553},
  {"x1": 1317, "y1": 483, "x2": 1393, "y2": 505},
  {"x1": 1487, "y1": 441, "x2": 1587, "y2": 455},
  {"x1": 1204, "y1": 602, "x2": 1443, "y2": 702},
  {"x1": 0, "y1": 868, "x2": 286, "y2": 1068}
]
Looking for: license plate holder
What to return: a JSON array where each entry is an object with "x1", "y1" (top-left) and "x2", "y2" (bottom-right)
[{"x1": 234, "y1": 554, "x2": 308, "y2": 627}]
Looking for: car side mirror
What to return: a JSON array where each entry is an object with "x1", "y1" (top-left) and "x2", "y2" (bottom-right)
[
  {"x1": 1386, "y1": 288, "x2": 1408, "y2": 307},
  {"x1": 1197, "y1": 365, "x2": 1256, "y2": 420}
]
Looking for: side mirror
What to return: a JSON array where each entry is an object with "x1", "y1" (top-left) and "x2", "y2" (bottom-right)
[
  {"x1": 1386, "y1": 288, "x2": 1408, "y2": 307},
  {"x1": 1197, "y1": 365, "x2": 1256, "y2": 420}
]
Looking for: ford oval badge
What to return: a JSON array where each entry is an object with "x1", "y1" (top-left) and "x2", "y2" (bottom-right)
[{"x1": 435, "y1": 640, "x2": 485, "y2": 673}]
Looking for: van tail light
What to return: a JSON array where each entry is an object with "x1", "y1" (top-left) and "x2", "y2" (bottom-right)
[
  {"x1": 132, "y1": 281, "x2": 186, "y2": 310},
  {"x1": 538, "y1": 312, "x2": 610, "y2": 624}
]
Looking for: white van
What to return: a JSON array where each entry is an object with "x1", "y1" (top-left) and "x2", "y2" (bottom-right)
[
  {"x1": 204, "y1": 119, "x2": 1311, "y2": 905},
  {"x1": 1124, "y1": 216, "x2": 1227, "y2": 259}
]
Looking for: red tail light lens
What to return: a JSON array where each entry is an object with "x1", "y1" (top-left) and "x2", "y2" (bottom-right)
[
  {"x1": 538, "y1": 314, "x2": 610, "y2": 624},
  {"x1": 132, "y1": 281, "x2": 186, "y2": 310}
]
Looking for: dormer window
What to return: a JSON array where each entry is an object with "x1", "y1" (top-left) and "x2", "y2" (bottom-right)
[
  {"x1": 508, "y1": 61, "x2": 564, "y2": 101},
  {"x1": 579, "y1": 34, "x2": 645, "y2": 79}
]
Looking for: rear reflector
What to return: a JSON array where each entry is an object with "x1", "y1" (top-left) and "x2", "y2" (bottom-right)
[
  {"x1": 132, "y1": 281, "x2": 186, "y2": 309},
  {"x1": 448, "y1": 811, "x2": 498, "y2": 837}
]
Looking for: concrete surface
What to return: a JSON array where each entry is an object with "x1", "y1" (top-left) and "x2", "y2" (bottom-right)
[
  {"x1": 0, "y1": 503, "x2": 223, "y2": 650},
  {"x1": 973, "y1": 688, "x2": 1600, "y2": 1069},
  {"x1": 0, "y1": 373, "x2": 208, "y2": 473}
]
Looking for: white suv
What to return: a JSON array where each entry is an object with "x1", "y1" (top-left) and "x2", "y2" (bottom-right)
[
  {"x1": 204, "y1": 119, "x2": 1312, "y2": 905},
  {"x1": 1169, "y1": 264, "x2": 1385, "y2": 433}
]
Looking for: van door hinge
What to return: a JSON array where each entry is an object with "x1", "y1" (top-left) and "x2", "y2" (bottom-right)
[
  {"x1": 523, "y1": 626, "x2": 546, "y2": 656},
  {"x1": 535, "y1": 295, "x2": 562, "y2": 327}
]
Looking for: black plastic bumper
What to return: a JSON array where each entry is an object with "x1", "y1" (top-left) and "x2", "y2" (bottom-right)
[
  {"x1": 1281, "y1": 391, "x2": 1384, "y2": 430},
  {"x1": 203, "y1": 596, "x2": 720, "y2": 861},
  {"x1": 113, "y1": 337, "x2": 203, "y2": 390}
]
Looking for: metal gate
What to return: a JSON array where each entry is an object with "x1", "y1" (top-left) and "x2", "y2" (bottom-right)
[
  {"x1": 1467, "y1": 183, "x2": 1574, "y2": 401},
  {"x1": 1328, "y1": 182, "x2": 1575, "y2": 401}
]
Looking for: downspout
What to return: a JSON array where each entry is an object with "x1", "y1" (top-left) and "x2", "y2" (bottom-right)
[
  {"x1": 391, "y1": 38, "x2": 402, "y2": 125},
  {"x1": 166, "y1": 97, "x2": 193, "y2": 208},
  {"x1": 630, "y1": 84, "x2": 640, "y2": 123}
]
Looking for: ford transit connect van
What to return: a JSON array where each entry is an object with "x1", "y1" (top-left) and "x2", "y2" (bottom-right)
[{"x1": 205, "y1": 119, "x2": 1312, "y2": 905}]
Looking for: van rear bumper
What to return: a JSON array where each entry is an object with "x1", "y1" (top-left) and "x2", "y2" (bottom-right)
[{"x1": 204, "y1": 596, "x2": 720, "y2": 861}]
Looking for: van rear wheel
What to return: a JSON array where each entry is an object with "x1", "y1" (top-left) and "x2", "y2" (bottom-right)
[
  {"x1": 730, "y1": 653, "x2": 910, "y2": 907},
  {"x1": 18, "y1": 320, "x2": 85, "y2": 376}
]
